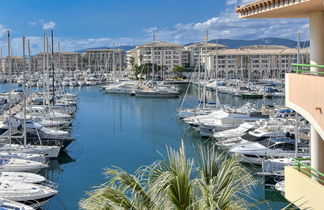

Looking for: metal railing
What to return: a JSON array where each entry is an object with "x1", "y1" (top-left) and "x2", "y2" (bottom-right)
[
  {"x1": 292, "y1": 63, "x2": 324, "y2": 75},
  {"x1": 293, "y1": 158, "x2": 324, "y2": 183}
]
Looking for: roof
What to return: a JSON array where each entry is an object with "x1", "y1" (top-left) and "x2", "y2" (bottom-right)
[
  {"x1": 208, "y1": 47, "x2": 309, "y2": 55},
  {"x1": 239, "y1": 45, "x2": 291, "y2": 50},
  {"x1": 137, "y1": 41, "x2": 183, "y2": 48},
  {"x1": 236, "y1": 0, "x2": 323, "y2": 18},
  {"x1": 187, "y1": 42, "x2": 227, "y2": 49},
  {"x1": 84, "y1": 48, "x2": 124, "y2": 52}
]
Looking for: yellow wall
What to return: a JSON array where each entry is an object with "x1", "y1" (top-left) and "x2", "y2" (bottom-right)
[{"x1": 285, "y1": 166, "x2": 324, "y2": 209}]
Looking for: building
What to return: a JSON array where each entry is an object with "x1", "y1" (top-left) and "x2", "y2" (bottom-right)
[
  {"x1": 35, "y1": 52, "x2": 80, "y2": 72},
  {"x1": 1, "y1": 56, "x2": 37, "y2": 74},
  {"x1": 81, "y1": 48, "x2": 126, "y2": 72},
  {"x1": 205, "y1": 45, "x2": 309, "y2": 79},
  {"x1": 127, "y1": 41, "x2": 190, "y2": 75},
  {"x1": 186, "y1": 42, "x2": 227, "y2": 67},
  {"x1": 237, "y1": 0, "x2": 324, "y2": 208}
]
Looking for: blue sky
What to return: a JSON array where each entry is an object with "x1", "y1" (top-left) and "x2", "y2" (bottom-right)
[{"x1": 0, "y1": 0, "x2": 309, "y2": 54}]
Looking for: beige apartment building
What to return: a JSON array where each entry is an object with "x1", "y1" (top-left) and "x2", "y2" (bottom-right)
[
  {"x1": 186, "y1": 42, "x2": 227, "y2": 67},
  {"x1": 204, "y1": 45, "x2": 309, "y2": 79},
  {"x1": 32, "y1": 48, "x2": 126, "y2": 73},
  {"x1": 1, "y1": 56, "x2": 37, "y2": 74},
  {"x1": 127, "y1": 41, "x2": 190, "y2": 75},
  {"x1": 35, "y1": 52, "x2": 80, "y2": 72}
]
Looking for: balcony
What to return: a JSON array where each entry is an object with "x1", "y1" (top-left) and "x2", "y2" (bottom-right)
[
  {"x1": 236, "y1": 0, "x2": 321, "y2": 18},
  {"x1": 286, "y1": 64, "x2": 324, "y2": 139},
  {"x1": 285, "y1": 158, "x2": 324, "y2": 209}
]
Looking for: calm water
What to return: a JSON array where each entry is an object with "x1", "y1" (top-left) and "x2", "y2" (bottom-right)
[{"x1": 1, "y1": 84, "x2": 288, "y2": 209}]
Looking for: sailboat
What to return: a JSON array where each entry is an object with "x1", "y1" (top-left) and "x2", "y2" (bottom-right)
[
  {"x1": 0, "y1": 33, "x2": 61, "y2": 159},
  {"x1": 178, "y1": 30, "x2": 222, "y2": 119}
]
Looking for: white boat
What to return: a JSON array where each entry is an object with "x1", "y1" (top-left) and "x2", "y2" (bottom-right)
[
  {"x1": 212, "y1": 121, "x2": 259, "y2": 141},
  {"x1": 198, "y1": 110, "x2": 269, "y2": 137},
  {"x1": 0, "y1": 198, "x2": 34, "y2": 210},
  {"x1": 229, "y1": 137, "x2": 309, "y2": 165},
  {"x1": 0, "y1": 158, "x2": 48, "y2": 173},
  {"x1": 0, "y1": 171, "x2": 46, "y2": 184},
  {"x1": 77, "y1": 80, "x2": 86, "y2": 86},
  {"x1": 215, "y1": 122, "x2": 291, "y2": 149},
  {"x1": 0, "y1": 144, "x2": 61, "y2": 159},
  {"x1": 36, "y1": 118, "x2": 71, "y2": 128},
  {"x1": 0, "y1": 181, "x2": 58, "y2": 208},
  {"x1": 0, "y1": 152, "x2": 47, "y2": 164}
]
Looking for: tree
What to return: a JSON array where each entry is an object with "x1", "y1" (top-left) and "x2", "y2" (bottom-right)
[
  {"x1": 80, "y1": 142, "x2": 255, "y2": 210},
  {"x1": 173, "y1": 66, "x2": 187, "y2": 79}
]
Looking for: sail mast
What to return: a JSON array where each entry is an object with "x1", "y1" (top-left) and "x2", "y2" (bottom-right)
[
  {"x1": 294, "y1": 32, "x2": 301, "y2": 157},
  {"x1": 7, "y1": 31, "x2": 12, "y2": 145},
  {"x1": 51, "y1": 30, "x2": 55, "y2": 105},
  {"x1": 22, "y1": 37, "x2": 27, "y2": 146}
]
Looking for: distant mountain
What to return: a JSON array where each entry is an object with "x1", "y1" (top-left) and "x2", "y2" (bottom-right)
[
  {"x1": 208, "y1": 38, "x2": 310, "y2": 49},
  {"x1": 75, "y1": 38, "x2": 309, "y2": 53},
  {"x1": 76, "y1": 45, "x2": 136, "y2": 53}
]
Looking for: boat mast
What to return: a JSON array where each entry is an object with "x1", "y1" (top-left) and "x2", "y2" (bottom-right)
[
  {"x1": 7, "y1": 31, "x2": 12, "y2": 145},
  {"x1": 22, "y1": 37, "x2": 27, "y2": 147},
  {"x1": 215, "y1": 39, "x2": 220, "y2": 106},
  {"x1": 151, "y1": 32, "x2": 155, "y2": 80},
  {"x1": 42, "y1": 33, "x2": 47, "y2": 112},
  {"x1": 198, "y1": 48, "x2": 201, "y2": 108},
  {"x1": 202, "y1": 29, "x2": 208, "y2": 110},
  {"x1": 51, "y1": 30, "x2": 55, "y2": 105},
  {"x1": 294, "y1": 32, "x2": 301, "y2": 157}
]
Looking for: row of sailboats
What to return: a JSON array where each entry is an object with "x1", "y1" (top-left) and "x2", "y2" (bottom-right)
[{"x1": 0, "y1": 31, "x2": 78, "y2": 209}]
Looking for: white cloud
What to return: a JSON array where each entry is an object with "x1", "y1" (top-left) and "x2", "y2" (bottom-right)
[
  {"x1": 42, "y1": 21, "x2": 56, "y2": 30},
  {"x1": 144, "y1": 7, "x2": 309, "y2": 44},
  {"x1": 143, "y1": 27, "x2": 158, "y2": 34},
  {"x1": 0, "y1": 24, "x2": 9, "y2": 40}
]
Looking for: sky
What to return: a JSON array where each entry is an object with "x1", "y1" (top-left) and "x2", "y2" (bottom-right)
[{"x1": 0, "y1": 0, "x2": 309, "y2": 55}]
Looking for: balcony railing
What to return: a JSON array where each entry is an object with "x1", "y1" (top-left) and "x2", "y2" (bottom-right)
[
  {"x1": 292, "y1": 63, "x2": 324, "y2": 75},
  {"x1": 293, "y1": 158, "x2": 324, "y2": 184}
]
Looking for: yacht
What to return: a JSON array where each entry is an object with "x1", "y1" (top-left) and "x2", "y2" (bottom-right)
[
  {"x1": 0, "y1": 158, "x2": 48, "y2": 173},
  {"x1": 212, "y1": 121, "x2": 259, "y2": 141},
  {"x1": 0, "y1": 198, "x2": 34, "y2": 210},
  {"x1": 0, "y1": 152, "x2": 47, "y2": 164},
  {"x1": 0, "y1": 181, "x2": 58, "y2": 208},
  {"x1": 198, "y1": 110, "x2": 269, "y2": 137},
  {"x1": 0, "y1": 144, "x2": 61, "y2": 159},
  {"x1": 0, "y1": 172, "x2": 46, "y2": 184},
  {"x1": 215, "y1": 122, "x2": 292, "y2": 149},
  {"x1": 229, "y1": 137, "x2": 309, "y2": 165}
]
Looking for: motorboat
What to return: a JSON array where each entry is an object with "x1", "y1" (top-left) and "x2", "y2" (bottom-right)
[
  {"x1": 0, "y1": 181, "x2": 58, "y2": 208},
  {"x1": 0, "y1": 172, "x2": 46, "y2": 184},
  {"x1": 0, "y1": 158, "x2": 48, "y2": 173},
  {"x1": 229, "y1": 137, "x2": 309, "y2": 165},
  {"x1": 0, "y1": 198, "x2": 34, "y2": 210}
]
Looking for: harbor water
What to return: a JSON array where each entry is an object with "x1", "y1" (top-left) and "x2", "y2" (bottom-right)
[{"x1": 7, "y1": 84, "x2": 287, "y2": 210}]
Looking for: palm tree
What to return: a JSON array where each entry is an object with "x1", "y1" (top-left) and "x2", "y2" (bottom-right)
[{"x1": 80, "y1": 142, "x2": 255, "y2": 210}]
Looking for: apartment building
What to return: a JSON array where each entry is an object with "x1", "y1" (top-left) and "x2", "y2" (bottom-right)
[
  {"x1": 186, "y1": 42, "x2": 227, "y2": 67},
  {"x1": 205, "y1": 45, "x2": 309, "y2": 79},
  {"x1": 1, "y1": 56, "x2": 37, "y2": 74},
  {"x1": 34, "y1": 52, "x2": 80, "y2": 72},
  {"x1": 127, "y1": 42, "x2": 190, "y2": 74}
]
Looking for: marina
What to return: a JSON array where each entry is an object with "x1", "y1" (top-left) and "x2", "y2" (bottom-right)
[
  {"x1": 0, "y1": 0, "x2": 323, "y2": 208},
  {"x1": 0, "y1": 82, "x2": 291, "y2": 209}
]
